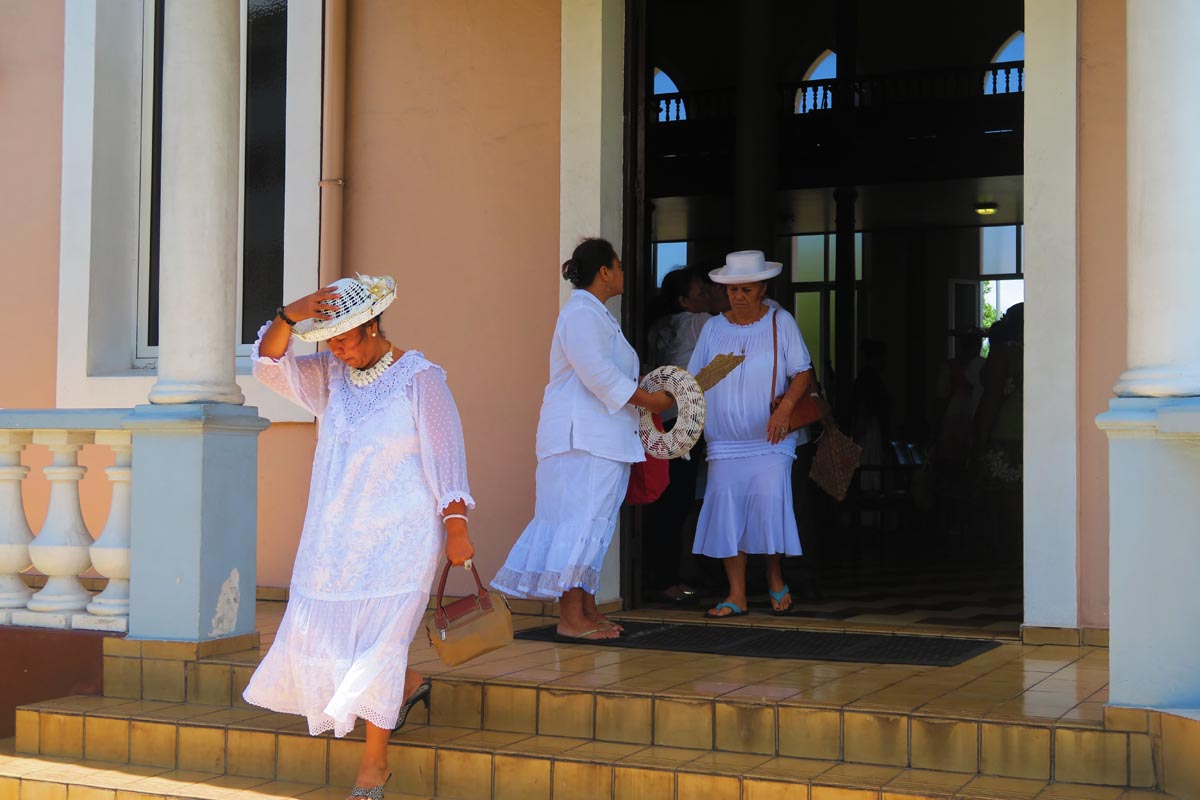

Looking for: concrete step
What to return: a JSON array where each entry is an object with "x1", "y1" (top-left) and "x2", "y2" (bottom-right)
[
  {"x1": 0, "y1": 735, "x2": 1180, "y2": 800},
  {"x1": 11, "y1": 694, "x2": 1159, "y2": 790}
]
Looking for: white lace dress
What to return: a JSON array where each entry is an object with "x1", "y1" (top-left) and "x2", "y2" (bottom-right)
[{"x1": 243, "y1": 325, "x2": 474, "y2": 737}]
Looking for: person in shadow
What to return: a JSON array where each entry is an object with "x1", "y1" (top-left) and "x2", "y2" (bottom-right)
[{"x1": 642, "y1": 265, "x2": 716, "y2": 603}]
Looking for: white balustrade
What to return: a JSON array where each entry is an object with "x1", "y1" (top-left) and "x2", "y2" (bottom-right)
[
  {"x1": 19, "y1": 431, "x2": 95, "y2": 625},
  {"x1": 0, "y1": 432, "x2": 34, "y2": 623},
  {"x1": 0, "y1": 416, "x2": 135, "y2": 633},
  {"x1": 81, "y1": 431, "x2": 132, "y2": 629}
]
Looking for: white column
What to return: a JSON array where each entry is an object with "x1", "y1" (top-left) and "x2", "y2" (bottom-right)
[
  {"x1": 1022, "y1": 0, "x2": 1079, "y2": 628},
  {"x1": 19, "y1": 432, "x2": 95, "y2": 623},
  {"x1": 0, "y1": 432, "x2": 34, "y2": 620},
  {"x1": 560, "y1": 0, "x2": 626, "y2": 605},
  {"x1": 147, "y1": 0, "x2": 245, "y2": 405},
  {"x1": 1114, "y1": 0, "x2": 1200, "y2": 397},
  {"x1": 83, "y1": 431, "x2": 132, "y2": 621},
  {"x1": 1099, "y1": 1, "x2": 1200, "y2": 710}
]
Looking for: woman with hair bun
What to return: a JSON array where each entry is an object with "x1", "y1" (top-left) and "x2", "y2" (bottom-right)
[{"x1": 493, "y1": 238, "x2": 673, "y2": 639}]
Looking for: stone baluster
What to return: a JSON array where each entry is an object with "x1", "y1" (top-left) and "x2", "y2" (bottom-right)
[
  {"x1": 0, "y1": 431, "x2": 34, "y2": 623},
  {"x1": 78, "y1": 431, "x2": 131, "y2": 631},
  {"x1": 18, "y1": 431, "x2": 95, "y2": 626}
]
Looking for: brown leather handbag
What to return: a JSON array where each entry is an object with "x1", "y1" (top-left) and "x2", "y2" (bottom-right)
[
  {"x1": 770, "y1": 309, "x2": 826, "y2": 432},
  {"x1": 425, "y1": 561, "x2": 513, "y2": 667}
]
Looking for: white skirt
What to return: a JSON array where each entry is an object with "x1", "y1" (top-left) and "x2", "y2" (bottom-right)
[
  {"x1": 491, "y1": 450, "x2": 631, "y2": 599},
  {"x1": 242, "y1": 588, "x2": 428, "y2": 737},
  {"x1": 692, "y1": 452, "x2": 802, "y2": 558}
]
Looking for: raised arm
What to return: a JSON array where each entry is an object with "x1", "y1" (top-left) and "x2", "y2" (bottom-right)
[{"x1": 257, "y1": 286, "x2": 341, "y2": 359}]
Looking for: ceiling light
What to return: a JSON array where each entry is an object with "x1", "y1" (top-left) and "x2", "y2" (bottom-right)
[{"x1": 974, "y1": 202, "x2": 999, "y2": 216}]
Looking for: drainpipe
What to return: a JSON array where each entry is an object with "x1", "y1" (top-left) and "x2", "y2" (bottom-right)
[{"x1": 318, "y1": 0, "x2": 347, "y2": 285}]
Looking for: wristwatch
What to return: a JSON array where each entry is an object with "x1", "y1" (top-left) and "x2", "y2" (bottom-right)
[{"x1": 276, "y1": 307, "x2": 297, "y2": 327}]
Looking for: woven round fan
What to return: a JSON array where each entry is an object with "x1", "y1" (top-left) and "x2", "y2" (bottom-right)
[{"x1": 638, "y1": 366, "x2": 706, "y2": 459}]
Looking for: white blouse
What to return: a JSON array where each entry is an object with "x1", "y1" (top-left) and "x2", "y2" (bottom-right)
[
  {"x1": 687, "y1": 308, "x2": 813, "y2": 460},
  {"x1": 655, "y1": 311, "x2": 713, "y2": 369},
  {"x1": 535, "y1": 290, "x2": 644, "y2": 464},
  {"x1": 251, "y1": 325, "x2": 474, "y2": 600}
]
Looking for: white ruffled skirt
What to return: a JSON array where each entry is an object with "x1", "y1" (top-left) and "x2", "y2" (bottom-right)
[
  {"x1": 492, "y1": 450, "x2": 631, "y2": 599},
  {"x1": 242, "y1": 588, "x2": 428, "y2": 737},
  {"x1": 692, "y1": 452, "x2": 802, "y2": 558}
]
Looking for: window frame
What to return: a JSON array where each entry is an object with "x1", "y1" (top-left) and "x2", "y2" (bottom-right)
[{"x1": 55, "y1": 0, "x2": 322, "y2": 423}]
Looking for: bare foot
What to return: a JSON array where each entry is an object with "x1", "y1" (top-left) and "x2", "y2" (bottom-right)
[
  {"x1": 350, "y1": 762, "x2": 390, "y2": 796},
  {"x1": 705, "y1": 597, "x2": 749, "y2": 618},
  {"x1": 586, "y1": 613, "x2": 624, "y2": 632},
  {"x1": 767, "y1": 583, "x2": 792, "y2": 613},
  {"x1": 556, "y1": 622, "x2": 620, "y2": 640}
]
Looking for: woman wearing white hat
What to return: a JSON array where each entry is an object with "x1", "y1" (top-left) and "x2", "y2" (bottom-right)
[
  {"x1": 242, "y1": 274, "x2": 476, "y2": 799},
  {"x1": 492, "y1": 238, "x2": 674, "y2": 639},
  {"x1": 687, "y1": 251, "x2": 814, "y2": 618}
]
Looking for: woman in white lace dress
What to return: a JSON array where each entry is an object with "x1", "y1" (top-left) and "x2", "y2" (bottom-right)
[
  {"x1": 242, "y1": 274, "x2": 475, "y2": 799},
  {"x1": 492, "y1": 238, "x2": 673, "y2": 639}
]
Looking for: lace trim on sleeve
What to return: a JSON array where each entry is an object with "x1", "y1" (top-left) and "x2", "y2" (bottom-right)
[
  {"x1": 437, "y1": 491, "x2": 477, "y2": 513},
  {"x1": 250, "y1": 321, "x2": 283, "y2": 363}
]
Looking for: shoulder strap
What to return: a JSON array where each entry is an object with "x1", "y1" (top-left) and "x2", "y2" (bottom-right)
[{"x1": 771, "y1": 309, "x2": 779, "y2": 401}]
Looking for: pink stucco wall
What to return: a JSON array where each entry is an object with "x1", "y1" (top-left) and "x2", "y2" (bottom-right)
[
  {"x1": 1076, "y1": 0, "x2": 1127, "y2": 629},
  {"x1": 264, "y1": 0, "x2": 563, "y2": 596},
  {"x1": 0, "y1": 2, "x2": 62, "y2": 411}
]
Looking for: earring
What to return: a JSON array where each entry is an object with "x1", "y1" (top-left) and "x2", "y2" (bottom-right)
[{"x1": 371, "y1": 331, "x2": 377, "y2": 337}]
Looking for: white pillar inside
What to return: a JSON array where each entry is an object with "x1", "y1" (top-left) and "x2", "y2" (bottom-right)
[
  {"x1": 1114, "y1": 0, "x2": 1200, "y2": 398},
  {"x1": 1022, "y1": 0, "x2": 1079, "y2": 628},
  {"x1": 1099, "y1": 0, "x2": 1200, "y2": 710},
  {"x1": 148, "y1": 0, "x2": 245, "y2": 405},
  {"x1": 560, "y1": 0, "x2": 626, "y2": 604}
]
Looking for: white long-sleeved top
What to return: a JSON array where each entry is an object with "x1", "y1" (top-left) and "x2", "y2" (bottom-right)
[
  {"x1": 250, "y1": 324, "x2": 474, "y2": 599},
  {"x1": 535, "y1": 290, "x2": 645, "y2": 464}
]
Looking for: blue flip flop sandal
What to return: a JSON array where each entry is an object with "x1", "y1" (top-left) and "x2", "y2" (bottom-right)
[
  {"x1": 705, "y1": 601, "x2": 749, "y2": 618},
  {"x1": 769, "y1": 585, "x2": 793, "y2": 616}
]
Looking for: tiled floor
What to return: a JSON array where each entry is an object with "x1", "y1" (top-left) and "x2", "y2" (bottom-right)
[
  {"x1": 0, "y1": 734, "x2": 1175, "y2": 800},
  {"x1": 0, "y1": 739, "x2": 435, "y2": 800},
  {"x1": 250, "y1": 601, "x2": 1104, "y2": 728}
]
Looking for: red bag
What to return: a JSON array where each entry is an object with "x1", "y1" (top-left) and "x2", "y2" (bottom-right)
[{"x1": 625, "y1": 413, "x2": 671, "y2": 505}]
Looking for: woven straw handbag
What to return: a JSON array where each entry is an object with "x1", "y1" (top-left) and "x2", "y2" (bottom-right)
[
  {"x1": 425, "y1": 561, "x2": 513, "y2": 667},
  {"x1": 809, "y1": 425, "x2": 863, "y2": 502}
]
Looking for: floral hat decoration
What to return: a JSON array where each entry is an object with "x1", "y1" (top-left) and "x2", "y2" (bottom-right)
[{"x1": 292, "y1": 274, "x2": 397, "y2": 342}]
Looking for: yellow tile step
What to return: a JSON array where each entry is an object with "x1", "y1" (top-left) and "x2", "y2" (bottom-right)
[
  {"x1": 0, "y1": 735, "x2": 1178, "y2": 800},
  {"x1": 13, "y1": 696, "x2": 1158, "y2": 790}
]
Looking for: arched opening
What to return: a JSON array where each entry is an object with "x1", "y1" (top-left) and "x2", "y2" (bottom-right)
[
  {"x1": 654, "y1": 67, "x2": 686, "y2": 122},
  {"x1": 795, "y1": 50, "x2": 836, "y2": 113},
  {"x1": 985, "y1": 31, "x2": 1024, "y2": 95}
]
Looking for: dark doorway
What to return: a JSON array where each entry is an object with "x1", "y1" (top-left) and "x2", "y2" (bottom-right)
[{"x1": 622, "y1": 0, "x2": 1025, "y2": 634}]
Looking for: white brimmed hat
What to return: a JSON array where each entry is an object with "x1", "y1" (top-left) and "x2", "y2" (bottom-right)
[
  {"x1": 293, "y1": 274, "x2": 397, "y2": 342},
  {"x1": 708, "y1": 250, "x2": 783, "y2": 284}
]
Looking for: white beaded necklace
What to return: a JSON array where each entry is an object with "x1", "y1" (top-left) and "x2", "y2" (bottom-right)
[{"x1": 348, "y1": 349, "x2": 395, "y2": 388}]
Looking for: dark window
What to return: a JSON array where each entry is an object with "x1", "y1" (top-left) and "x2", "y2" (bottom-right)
[{"x1": 241, "y1": 0, "x2": 288, "y2": 343}]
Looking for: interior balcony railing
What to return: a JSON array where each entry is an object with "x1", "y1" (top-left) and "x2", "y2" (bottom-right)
[
  {"x1": 651, "y1": 60, "x2": 1025, "y2": 123},
  {"x1": 0, "y1": 410, "x2": 133, "y2": 634}
]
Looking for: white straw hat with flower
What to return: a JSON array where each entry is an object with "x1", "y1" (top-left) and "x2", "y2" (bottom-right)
[
  {"x1": 293, "y1": 274, "x2": 397, "y2": 342},
  {"x1": 708, "y1": 250, "x2": 783, "y2": 284}
]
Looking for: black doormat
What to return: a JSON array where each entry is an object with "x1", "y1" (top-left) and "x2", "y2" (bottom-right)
[{"x1": 515, "y1": 621, "x2": 1000, "y2": 667}]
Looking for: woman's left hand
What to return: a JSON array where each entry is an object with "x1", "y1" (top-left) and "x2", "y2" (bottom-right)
[
  {"x1": 446, "y1": 530, "x2": 475, "y2": 567},
  {"x1": 444, "y1": 520, "x2": 475, "y2": 567},
  {"x1": 767, "y1": 399, "x2": 793, "y2": 445}
]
